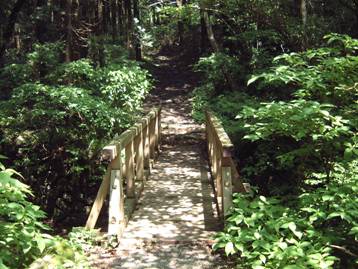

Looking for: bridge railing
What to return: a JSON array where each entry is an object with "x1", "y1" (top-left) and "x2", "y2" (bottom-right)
[
  {"x1": 205, "y1": 111, "x2": 247, "y2": 218},
  {"x1": 85, "y1": 107, "x2": 161, "y2": 237}
]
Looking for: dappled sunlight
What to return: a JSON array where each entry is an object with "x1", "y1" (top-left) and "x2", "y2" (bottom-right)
[
  {"x1": 113, "y1": 98, "x2": 221, "y2": 268},
  {"x1": 113, "y1": 242, "x2": 220, "y2": 269}
]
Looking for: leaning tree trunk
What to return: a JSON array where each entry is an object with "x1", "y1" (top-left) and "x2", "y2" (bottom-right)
[{"x1": 201, "y1": 5, "x2": 238, "y2": 92}]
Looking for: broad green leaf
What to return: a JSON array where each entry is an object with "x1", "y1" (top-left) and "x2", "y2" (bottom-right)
[{"x1": 225, "y1": 242, "x2": 235, "y2": 256}]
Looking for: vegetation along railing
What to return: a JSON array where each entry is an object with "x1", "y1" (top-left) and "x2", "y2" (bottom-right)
[
  {"x1": 205, "y1": 111, "x2": 249, "y2": 217},
  {"x1": 85, "y1": 107, "x2": 161, "y2": 237}
]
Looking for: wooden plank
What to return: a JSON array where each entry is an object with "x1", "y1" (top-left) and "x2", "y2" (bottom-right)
[
  {"x1": 119, "y1": 129, "x2": 135, "y2": 149},
  {"x1": 85, "y1": 165, "x2": 111, "y2": 229},
  {"x1": 230, "y1": 158, "x2": 246, "y2": 193},
  {"x1": 108, "y1": 169, "x2": 124, "y2": 236},
  {"x1": 206, "y1": 111, "x2": 233, "y2": 149}
]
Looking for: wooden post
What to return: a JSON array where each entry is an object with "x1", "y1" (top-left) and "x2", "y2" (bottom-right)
[
  {"x1": 154, "y1": 110, "x2": 159, "y2": 152},
  {"x1": 149, "y1": 112, "x2": 156, "y2": 160},
  {"x1": 108, "y1": 169, "x2": 124, "y2": 236},
  {"x1": 125, "y1": 138, "x2": 135, "y2": 198},
  {"x1": 212, "y1": 140, "x2": 218, "y2": 188},
  {"x1": 142, "y1": 117, "x2": 150, "y2": 173},
  {"x1": 133, "y1": 123, "x2": 144, "y2": 182},
  {"x1": 222, "y1": 157, "x2": 233, "y2": 217},
  {"x1": 158, "y1": 107, "x2": 162, "y2": 146},
  {"x1": 216, "y1": 147, "x2": 223, "y2": 197}
]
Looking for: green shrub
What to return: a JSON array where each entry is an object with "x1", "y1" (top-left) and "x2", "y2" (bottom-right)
[
  {"x1": 214, "y1": 194, "x2": 337, "y2": 269},
  {"x1": 208, "y1": 34, "x2": 358, "y2": 269},
  {"x1": 0, "y1": 39, "x2": 152, "y2": 223},
  {"x1": 26, "y1": 42, "x2": 63, "y2": 80},
  {"x1": 194, "y1": 52, "x2": 244, "y2": 93},
  {"x1": 0, "y1": 83, "x2": 122, "y2": 220},
  {"x1": 238, "y1": 99, "x2": 353, "y2": 185},
  {"x1": 248, "y1": 34, "x2": 358, "y2": 107},
  {"x1": 0, "y1": 160, "x2": 89, "y2": 269},
  {"x1": 46, "y1": 59, "x2": 99, "y2": 91},
  {"x1": 214, "y1": 161, "x2": 358, "y2": 268},
  {"x1": 100, "y1": 63, "x2": 152, "y2": 120}
]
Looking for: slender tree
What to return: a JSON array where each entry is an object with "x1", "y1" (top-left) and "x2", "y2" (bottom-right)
[
  {"x1": 133, "y1": 0, "x2": 141, "y2": 60},
  {"x1": 65, "y1": 0, "x2": 73, "y2": 62},
  {"x1": 0, "y1": 0, "x2": 27, "y2": 66}
]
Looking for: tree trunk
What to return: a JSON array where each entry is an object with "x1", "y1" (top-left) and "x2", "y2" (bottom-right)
[
  {"x1": 65, "y1": 0, "x2": 73, "y2": 62},
  {"x1": 14, "y1": 23, "x2": 21, "y2": 52},
  {"x1": 0, "y1": 0, "x2": 27, "y2": 67},
  {"x1": 133, "y1": 0, "x2": 141, "y2": 60},
  {"x1": 118, "y1": 0, "x2": 124, "y2": 38},
  {"x1": 35, "y1": 0, "x2": 48, "y2": 42},
  {"x1": 202, "y1": 10, "x2": 220, "y2": 52},
  {"x1": 103, "y1": 0, "x2": 110, "y2": 34},
  {"x1": 201, "y1": 7, "x2": 238, "y2": 92},
  {"x1": 300, "y1": 0, "x2": 307, "y2": 48},
  {"x1": 111, "y1": 0, "x2": 118, "y2": 41},
  {"x1": 301, "y1": 0, "x2": 307, "y2": 26},
  {"x1": 176, "y1": 0, "x2": 184, "y2": 46},
  {"x1": 124, "y1": 0, "x2": 135, "y2": 58},
  {"x1": 200, "y1": 9, "x2": 207, "y2": 54}
]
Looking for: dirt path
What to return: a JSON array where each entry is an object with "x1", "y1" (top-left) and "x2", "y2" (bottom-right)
[{"x1": 90, "y1": 52, "x2": 231, "y2": 268}]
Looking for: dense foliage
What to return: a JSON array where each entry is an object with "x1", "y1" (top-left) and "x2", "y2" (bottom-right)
[
  {"x1": 190, "y1": 4, "x2": 358, "y2": 267},
  {"x1": 0, "y1": 160, "x2": 91, "y2": 268},
  {"x1": 0, "y1": 42, "x2": 152, "y2": 225},
  {"x1": 214, "y1": 160, "x2": 358, "y2": 268}
]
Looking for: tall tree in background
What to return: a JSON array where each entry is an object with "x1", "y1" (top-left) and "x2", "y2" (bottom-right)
[
  {"x1": 124, "y1": 0, "x2": 134, "y2": 58},
  {"x1": 65, "y1": 0, "x2": 73, "y2": 62},
  {"x1": 111, "y1": 0, "x2": 118, "y2": 41},
  {"x1": 133, "y1": 0, "x2": 141, "y2": 60},
  {"x1": 176, "y1": 0, "x2": 184, "y2": 46},
  {"x1": 0, "y1": 0, "x2": 26, "y2": 66}
]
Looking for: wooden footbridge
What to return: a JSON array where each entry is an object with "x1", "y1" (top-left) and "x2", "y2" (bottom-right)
[{"x1": 85, "y1": 105, "x2": 248, "y2": 267}]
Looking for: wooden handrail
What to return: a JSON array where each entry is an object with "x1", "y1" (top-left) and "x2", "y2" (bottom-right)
[
  {"x1": 205, "y1": 111, "x2": 247, "y2": 218},
  {"x1": 85, "y1": 107, "x2": 161, "y2": 237}
]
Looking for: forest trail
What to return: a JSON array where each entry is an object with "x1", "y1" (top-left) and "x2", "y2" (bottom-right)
[{"x1": 90, "y1": 51, "x2": 230, "y2": 268}]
